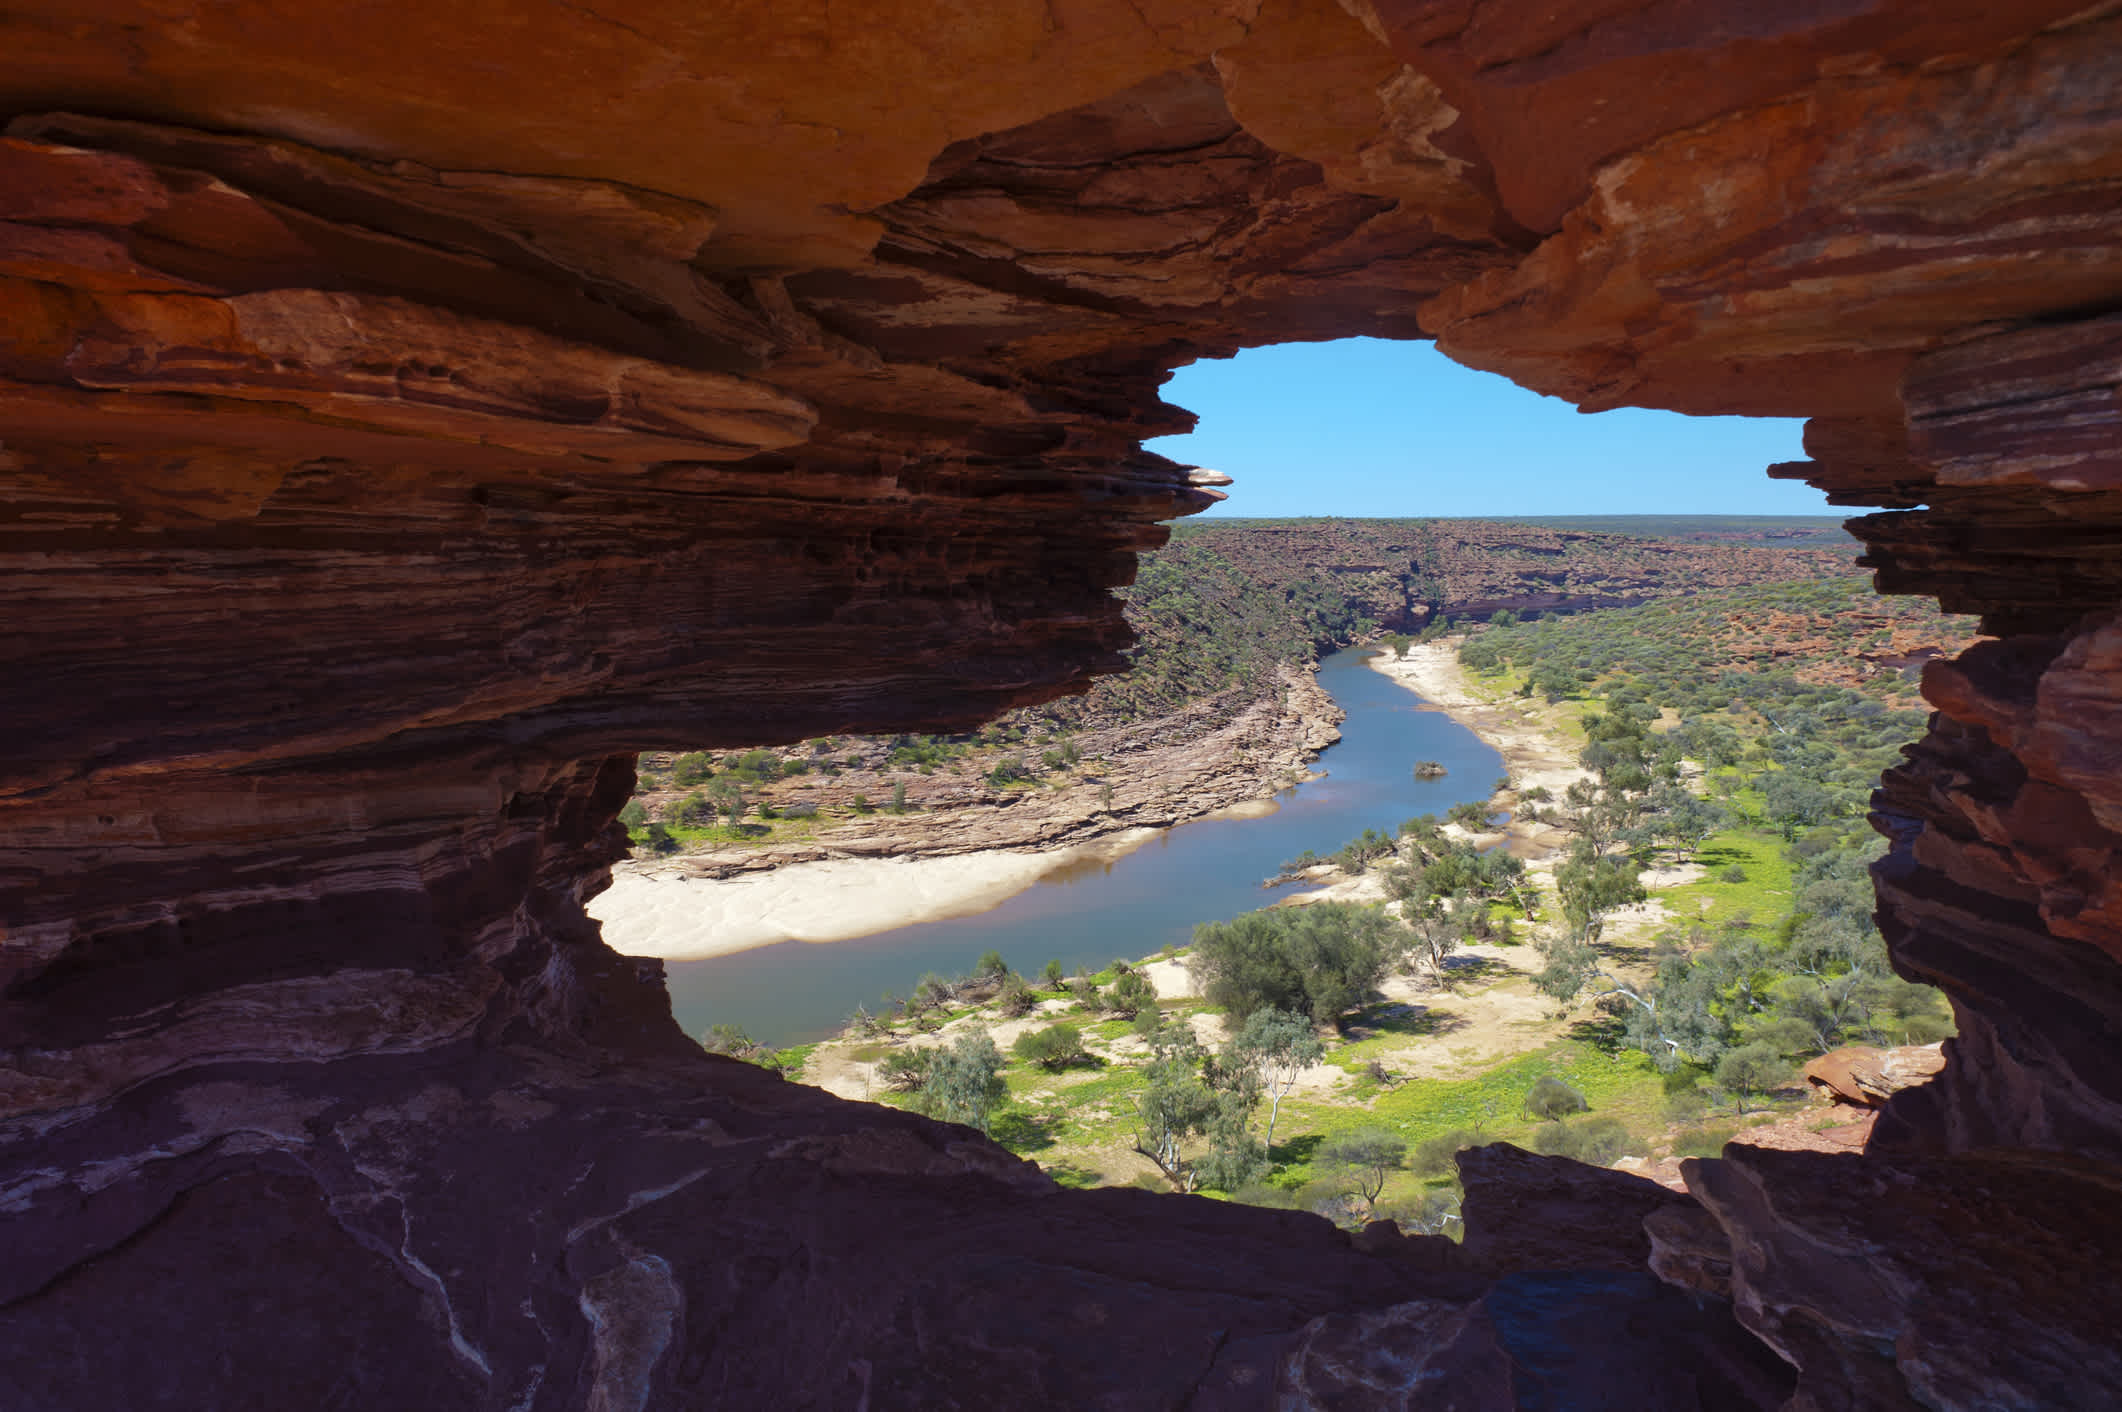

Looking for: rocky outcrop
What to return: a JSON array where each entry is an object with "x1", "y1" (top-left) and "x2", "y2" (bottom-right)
[
  {"x1": 7, "y1": 3, "x2": 2122, "y2": 1408},
  {"x1": 638, "y1": 662, "x2": 1343, "y2": 879},
  {"x1": 1802, "y1": 1044, "x2": 1946, "y2": 1110}
]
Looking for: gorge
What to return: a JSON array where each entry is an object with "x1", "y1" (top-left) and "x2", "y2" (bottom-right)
[{"x1": 5, "y1": 3, "x2": 2122, "y2": 1408}]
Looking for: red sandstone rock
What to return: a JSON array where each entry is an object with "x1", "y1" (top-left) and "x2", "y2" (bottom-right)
[
  {"x1": 1683, "y1": 1146, "x2": 2122, "y2": 1411},
  {"x1": 1803, "y1": 1044, "x2": 1947, "y2": 1109},
  {"x1": 1453, "y1": 1141, "x2": 1697, "y2": 1276},
  {"x1": 3, "y1": 4, "x2": 2122, "y2": 1407}
]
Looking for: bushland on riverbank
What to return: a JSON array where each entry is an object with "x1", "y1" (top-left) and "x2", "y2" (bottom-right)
[{"x1": 730, "y1": 597, "x2": 1965, "y2": 1235}]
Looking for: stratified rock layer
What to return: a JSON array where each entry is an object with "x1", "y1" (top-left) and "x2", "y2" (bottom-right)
[{"x1": 5, "y1": 4, "x2": 2122, "y2": 1408}]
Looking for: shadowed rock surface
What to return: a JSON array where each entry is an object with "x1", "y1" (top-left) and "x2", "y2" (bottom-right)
[{"x1": 5, "y1": 2, "x2": 2122, "y2": 1407}]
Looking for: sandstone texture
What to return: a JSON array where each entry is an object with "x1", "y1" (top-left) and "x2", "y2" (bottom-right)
[
  {"x1": 6, "y1": 3, "x2": 2122, "y2": 1408},
  {"x1": 1802, "y1": 1043, "x2": 1947, "y2": 1110}
]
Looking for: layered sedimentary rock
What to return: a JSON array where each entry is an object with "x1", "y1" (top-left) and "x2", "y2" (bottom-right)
[{"x1": 5, "y1": 2, "x2": 2122, "y2": 1408}]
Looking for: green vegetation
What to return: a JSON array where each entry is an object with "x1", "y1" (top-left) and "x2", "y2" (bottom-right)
[
  {"x1": 1469, "y1": 514, "x2": 1856, "y2": 549},
  {"x1": 1189, "y1": 903, "x2": 1401, "y2": 1027},
  {"x1": 1460, "y1": 582, "x2": 1961, "y2": 1087},
  {"x1": 682, "y1": 530, "x2": 1971, "y2": 1240}
]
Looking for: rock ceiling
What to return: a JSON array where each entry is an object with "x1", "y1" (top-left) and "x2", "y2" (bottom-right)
[{"x1": 3, "y1": 2, "x2": 2121, "y2": 1406}]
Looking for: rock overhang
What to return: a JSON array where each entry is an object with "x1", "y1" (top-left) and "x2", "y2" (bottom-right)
[{"x1": 4, "y1": 4, "x2": 2122, "y2": 1407}]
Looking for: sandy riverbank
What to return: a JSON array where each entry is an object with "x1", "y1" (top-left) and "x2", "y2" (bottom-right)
[
  {"x1": 591, "y1": 828, "x2": 1162, "y2": 962},
  {"x1": 1365, "y1": 642, "x2": 1589, "y2": 803},
  {"x1": 593, "y1": 662, "x2": 1343, "y2": 963},
  {"x1": 1280, "y1": 641, "x2": 1588, "y2": 909}
]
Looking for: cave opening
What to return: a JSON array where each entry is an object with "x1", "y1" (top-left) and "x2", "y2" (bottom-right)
[
  {"x1": 1149, "y1": 336, "x2": 1820, "y2": 520},
  {"x1": 5, "y1": 4, "x2": 2122, "y2": 1406}
]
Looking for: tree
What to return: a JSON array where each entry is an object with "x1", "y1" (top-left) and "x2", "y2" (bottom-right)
[
  {"x1": 1106, "y1": 969, "x2": 1157, "y2": 1020},
  {"x1": 1555, "y1": 839, "x2": 1645, "y2": 943},
  {"x1": 1013, "y1": 1022, "x2": 1090, "y2": 1071},
  {"x1": 1760, "y1": 770, "x2": 1835, "y2": 839},
  {"x1": 920, "y1": 1029, "x2": 1007, "y2": 1134},
  {"x1": 1715, "y1": 1042, "x2": 1789, "y2": 1114},
  {"x1": 1388, "y1": 864, "x2": 1478, "y2": 989},
  {"x1": 1042, "y1": 958, "x2": 1066, "y2": 990},
  {"x1": 878, "y1": 1049, "x2": 932, "y2": 1091},
  {"x1": 1652, "y1": 786, "x2": 1726, "y2": 862},
  {"x1": 974, "y1": 949, "x2": 1010, "y2": 982},
  {"x1": 1222, "y1": 1008, "x2": 1323, "y2": 1150},
  {"x1": 1132, "y1": 1055, "x2": 1222, "y2": 1192},
  {"x1": 1319, "y1": 1128, "x2": 1406, "y2": 1214},
  {"x1": 706, "y1": 777, "x2": 746, "y2": 821},
  {"x1": 890, "y1": 779, "x2": 909, "y2": 813},
  {"x1": 643, "y1": 822, "x2": 679, "y2": 855},
  {"x1": 618, "y1": 799, "x2": 648, "y2": 830},
  {"x1": 1188, "y1": 903, "x2": 1403, "y2": 1026}
]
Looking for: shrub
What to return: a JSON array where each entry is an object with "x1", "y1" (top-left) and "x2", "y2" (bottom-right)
[
  {"x1": 878, "y1": 1048, "x2": 933, "y2": 1092},
  {"x1": 1670, "y1": 1121, "x2": 1740, "y2": 1159},
  {"x1": 1229, "y1": 1181, "x2": 1300, "y2": 1210},
  {"x1": 671, "y1": 751, "x2": 713, "y2": 786},
  {"x1": 1715, "y1": 1042, "x2": 1791, "y2": 1112},
  {"x1": 618, "y1": 799, "x2": 648, "y2": 830},
  {"x1": 1720, "y1": 864, "x2": 1749, "y2": 884},
  {"x1": 918, "y1": 1030, "x2": 1008, "y2": 1133},
  {"x1": 975, "y1": 949, "x2": 1010, "y2": 981},
  {"x1": 1042, "y1": 958, "x2": 1066, "y2": 990},
  {"x1": 699, "y1": 1023, "x2": 755, "y2": 1057},
  {"x1": 912, "y1": 972, "x2": 955, "y2": 1014},
  {"x1": 1012, "y1": 1022, "x2": 1090, "y2": 1071},
  {"x1": 675, "y1": 791, "x2": 716, "y2": 827},
  {"x1": 1524, "y1": 1075, "x2": 1589, "y2": 1120},
  {"x1": 1411, "y1": 1127, "x2": 1477, "y2": 1178},
  {"x1": 1106, "y1": 969, "x2": 1157, "y2": 1019},
  {"x1": 987, "y1": 755, "x2": 1033, "y2": 786},
  {"x1": 996, "y1": 973, "x2": 1037, "y2": 1018},
  {"x1": 1447, "y1": 800, "x2": 1491, "y2": 829},
  {"x1": 1530, "y1": 1115, "x2": 1634, "y2": 1166}
]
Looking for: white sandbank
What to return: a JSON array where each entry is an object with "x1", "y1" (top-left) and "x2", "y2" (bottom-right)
[{"x1": 591, "y1": 830, "x2": 1160, "y2": 962}]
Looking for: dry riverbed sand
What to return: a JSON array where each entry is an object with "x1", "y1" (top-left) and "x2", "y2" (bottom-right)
[
  {"x1": 593, "y1": 640, "x2": 1613, "y2": 964},
  {"x1": 591, "y1": 829, "x2": 1160, "y2": 961}
]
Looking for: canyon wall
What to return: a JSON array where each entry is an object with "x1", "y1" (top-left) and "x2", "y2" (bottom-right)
[{"x1": 4, "y1": 2, "x2": 2120, "y2": 1406}]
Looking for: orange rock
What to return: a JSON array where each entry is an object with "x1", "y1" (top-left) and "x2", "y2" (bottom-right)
[{"x1": 1804, "y1": 1045, "x2": 1947, "y2": 1108}]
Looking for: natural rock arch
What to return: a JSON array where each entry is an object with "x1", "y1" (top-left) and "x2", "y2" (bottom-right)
[{"x1": 3, "y1": 3, "x2": 2121, "y2": 1406}]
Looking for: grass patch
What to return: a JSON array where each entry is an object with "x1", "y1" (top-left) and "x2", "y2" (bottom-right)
[
  {"x1": 1269, "y1": 1043, "x2": 1666, "y2": 1191},
  {"x1": 1658, "y1": 827, "x2": 1793, "y2": 927},
  {"x1": 772, "y1": 1041, "x2": 820, "y2": 1078}
]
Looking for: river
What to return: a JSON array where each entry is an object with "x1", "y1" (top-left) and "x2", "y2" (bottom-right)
[{"x1": 663, "y1": 648, "x2": 1503, "y2": 1047}]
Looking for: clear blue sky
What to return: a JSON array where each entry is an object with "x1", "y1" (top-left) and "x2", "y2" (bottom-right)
[{"x1": 1144, "y1": 338, "x2": 1827, "y2": 518}]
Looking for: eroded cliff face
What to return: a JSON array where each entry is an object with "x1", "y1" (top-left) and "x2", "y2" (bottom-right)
[{"x1": 4, "y1": 3, "x2": 2121, "y2": 1407}]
